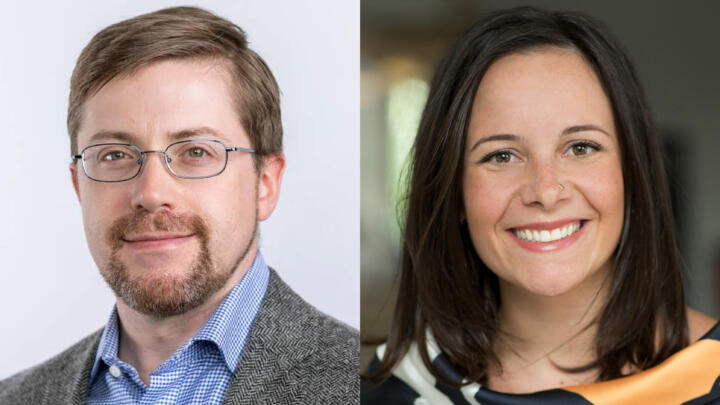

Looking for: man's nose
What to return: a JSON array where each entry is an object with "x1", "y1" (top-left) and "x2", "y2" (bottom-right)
[{"x1": 129, "y1": 151, "x2": 177, "y2": 212}]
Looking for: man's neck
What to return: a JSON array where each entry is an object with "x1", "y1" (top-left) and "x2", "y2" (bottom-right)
[{"x1": 115, "y1": 247, "x2": 258, "y2": 385}]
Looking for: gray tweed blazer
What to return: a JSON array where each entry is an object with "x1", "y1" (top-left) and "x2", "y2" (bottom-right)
[{"x1": 0, "y1": 269, "x2": 359, "y2": 404}]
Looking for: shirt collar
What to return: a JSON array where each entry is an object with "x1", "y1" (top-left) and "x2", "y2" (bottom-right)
[
  {"x1": 190, "y1": 251, "x2": 269, "y2": 370},
  {"x1": 89, "y1": 251, "x2": 270, "y2": 383}
]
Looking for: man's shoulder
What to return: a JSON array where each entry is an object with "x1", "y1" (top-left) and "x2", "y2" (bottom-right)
[
  {"x1": 286, "y1": 308, "x2": 359, "y2": 404},
  {"x1": 261, "y1": 268, "x2": 358, "y2": 353},
  {"x1": 228, "y1": 268, "x2": 359, "y2": 403},
  {"x1": 286, "y1": 291, "x2": 359, "y2": 370},
  {"x1": 0, "y1": 328, "x2": 102, "y2": 404}
]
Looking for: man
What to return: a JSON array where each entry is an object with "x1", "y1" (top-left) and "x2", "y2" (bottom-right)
[{"x1": 0, "y1": 6, "x2": 358, "y2": 404}]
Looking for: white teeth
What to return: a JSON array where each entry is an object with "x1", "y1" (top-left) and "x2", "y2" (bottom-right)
[
  {"x1": 513, "y1": 222, "x2": 582, "y2": 243},
  {"x1": 551, "y1": 229, "x2": 561, "y2": 240}
]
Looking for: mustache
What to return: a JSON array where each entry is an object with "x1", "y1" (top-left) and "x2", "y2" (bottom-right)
[{"x1": 107, "y1": 211, "x2": 208, "y2": 248}]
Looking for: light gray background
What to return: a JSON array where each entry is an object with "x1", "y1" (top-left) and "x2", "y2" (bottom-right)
[{"x1": 0, "y1": 0, "x2": 359, "y2": 378}]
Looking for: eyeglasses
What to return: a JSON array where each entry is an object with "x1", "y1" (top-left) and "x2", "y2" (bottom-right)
[{"x1": 71, "y1": 139, "x2": 255, "y2": 182}]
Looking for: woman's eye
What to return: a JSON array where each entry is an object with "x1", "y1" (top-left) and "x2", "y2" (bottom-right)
[
  {"x1": 494, "y1": 152, "x2": 512, "y2": 163},
  {"x1": 480, "y1": 150, "x2": 517, "y2": 164},
  {"x1": 571, "y1": 144, "x2": 589, "y2": 155},
  {"x1": 566, "y1": 141, "x2": 601, "y2": 157}
]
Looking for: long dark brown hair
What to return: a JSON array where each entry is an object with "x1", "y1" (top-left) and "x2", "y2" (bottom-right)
[{"x1": 370, "y1": 6, "x2": 687, "y2": 385}]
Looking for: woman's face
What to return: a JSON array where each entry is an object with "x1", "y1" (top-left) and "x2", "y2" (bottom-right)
[{"x1": 462, "y1": 48, "x2": 624, "y2": 297}]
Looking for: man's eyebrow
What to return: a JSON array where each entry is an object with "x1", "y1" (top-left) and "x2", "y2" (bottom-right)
[
  {"x1": 468, "y1": 124, "x2": 610, "y2": 152},
  {"x1": 86, "y1": 127, "x2": 229, "y2": 145},
  {"x1": 169, "y1": 126, "x2": 228, "y2": 141},
  {"x1": 87, "y1": 130, "x2": 137, "y2": 144}
]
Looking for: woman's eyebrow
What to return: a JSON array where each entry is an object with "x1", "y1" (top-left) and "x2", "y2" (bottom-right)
[
  {"x1": 470, "y1": 124, "x2": 610, "y2": 152},
  {"x1": 469, "y1": 124, "x2": 610, "y2": 152},
  {"x1": 561, "y1": 124, "x2": 609, "y2": 137},
  {"x1": 469, "y1": 133, "x2": 519, "y2": 152}
]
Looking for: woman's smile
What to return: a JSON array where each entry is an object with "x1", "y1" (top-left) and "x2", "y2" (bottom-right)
[{"x1": 508, "y1": 219, "x2": 587, "y2": 252}]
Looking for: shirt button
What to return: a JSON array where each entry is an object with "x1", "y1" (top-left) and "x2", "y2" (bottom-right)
[{"x1": 109, "y1": 364, "x2": 121, "y2": 378}]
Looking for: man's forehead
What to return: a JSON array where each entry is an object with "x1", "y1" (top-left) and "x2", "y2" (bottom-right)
[{"x1": 77, "y1": 59, "x2": 246, "y2": 149}]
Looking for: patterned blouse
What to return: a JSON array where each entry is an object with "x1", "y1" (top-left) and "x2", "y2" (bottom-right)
[{"x1": 363, "y1": 321, "x2": 720, "y2": 404}]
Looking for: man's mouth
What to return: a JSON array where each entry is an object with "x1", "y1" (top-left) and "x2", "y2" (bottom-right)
[
  {"x1": 123, "y1": 233, "x2": 194, "y2": 243},
  {"x1": 107, "y1": 211, "x2": 208, "y2": 255},
  {"x1": 120, "y1": 233, "x2": 195, "y2": 251}
]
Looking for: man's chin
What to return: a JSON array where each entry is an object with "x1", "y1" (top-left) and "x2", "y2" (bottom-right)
[
  {"x1": 100, "y1": 211, "x2": 236, "y2": 318},
  {"x1": 118, "y1": 244, "x2": 200, "y2": 270},
  {"x1": 112, "y1": 275, "x2": 206, "y2": 317},
  {"x1": 102, "y1": 257, "x2": 230, "y2": 318}
]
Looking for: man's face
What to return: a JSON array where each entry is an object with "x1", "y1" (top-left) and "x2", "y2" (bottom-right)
[{"x1": 71, "y1": 58, "x2": 283, "y2": 317}]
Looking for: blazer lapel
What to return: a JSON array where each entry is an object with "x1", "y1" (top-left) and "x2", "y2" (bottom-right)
[
  {"x1": 222, "y1": 269, "x2": 319, "y2": 404},
  {"x1": 69, "y1": 339, "x2": 100, "y2": 405},
  {"x1": 39, "y1": 329, "x2": 102, "y2": 405}
]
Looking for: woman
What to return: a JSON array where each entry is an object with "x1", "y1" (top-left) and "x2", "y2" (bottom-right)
[{"x1": 363, "y1": 6, "x2": 719, "y2": 404}]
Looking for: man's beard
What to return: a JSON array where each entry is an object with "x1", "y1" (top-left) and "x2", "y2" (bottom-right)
[{"x1": 101, "y1": 211, "x2": 255, "y2": 318}]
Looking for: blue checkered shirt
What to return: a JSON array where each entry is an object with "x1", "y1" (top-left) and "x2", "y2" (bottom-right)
[{"x1": 86, "y1": 252, "x2": 270, "y2": 405}]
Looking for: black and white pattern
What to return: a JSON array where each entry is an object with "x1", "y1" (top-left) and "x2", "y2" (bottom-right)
[{"x1": 363, "y1": 323, "x2": 720, "y2": 405}]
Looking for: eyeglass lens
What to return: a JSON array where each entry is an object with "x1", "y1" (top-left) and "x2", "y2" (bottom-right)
[{"x1": 80, "y1": 140, "x2": 228, "y2": 182}]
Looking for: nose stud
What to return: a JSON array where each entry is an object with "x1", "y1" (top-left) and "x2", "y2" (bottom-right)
[{"x1": 557, "y1": 183, "x2": 565, "y2": 190}]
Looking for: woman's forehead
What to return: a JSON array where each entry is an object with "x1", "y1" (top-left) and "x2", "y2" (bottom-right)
[{"x1": 468, "y1": 48, "x2": 616, "y2": 143}]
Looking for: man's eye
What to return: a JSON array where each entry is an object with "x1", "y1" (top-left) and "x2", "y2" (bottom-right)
[
  {"x1": 101, "y1": 151, "x2": 130, "y2": 161},
  {"x1": 186, "y1": 148, "x2": 207, "y2": 158}
]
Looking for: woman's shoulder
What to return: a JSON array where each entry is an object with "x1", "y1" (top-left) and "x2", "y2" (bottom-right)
[
  {"x1": 362, "y1": 341, "x2": 474, "y2": 404},
  {"x1": 361, "y1": 343, "x2": 425, "y2": 405},
  {"x1": 687, "y1": 307, "x2": 719, "y2": 342}
]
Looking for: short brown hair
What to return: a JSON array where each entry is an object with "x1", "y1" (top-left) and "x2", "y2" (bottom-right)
[{"x1": 68, "y1": 6, "x2": 282, "y2": 162}]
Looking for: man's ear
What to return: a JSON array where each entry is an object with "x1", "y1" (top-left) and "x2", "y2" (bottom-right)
[
  {"x1": 256, "y1": 153, "x2": 285, "y2": 221},
  {"x1": 70, "y1": 162, "x2": 82, "y2": 202}
]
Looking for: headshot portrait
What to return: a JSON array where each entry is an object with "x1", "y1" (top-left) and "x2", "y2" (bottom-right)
[
  {"x1": 361, "y1": 1, "x2": 720, "y2": 404},
  {"x1": 0, "y1": 1, "x2": 359, "y2": 404}
]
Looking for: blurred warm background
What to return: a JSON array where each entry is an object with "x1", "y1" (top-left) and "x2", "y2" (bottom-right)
[{"x1": 361, "y1": 0, "x2": 720, "y2": 371}]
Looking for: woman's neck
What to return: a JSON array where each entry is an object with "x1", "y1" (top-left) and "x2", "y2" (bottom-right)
[{"x1": 487, "y1": 265, "x2": 611, "y2": 393}]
